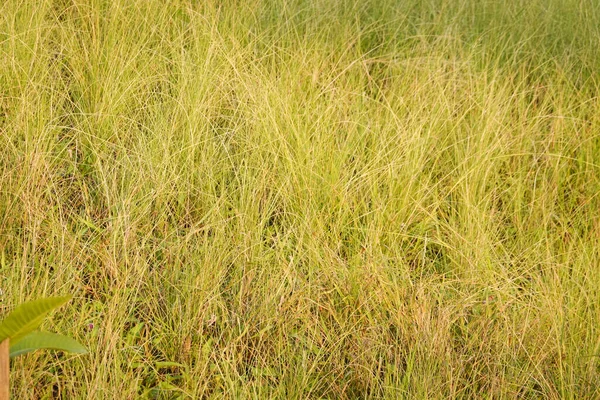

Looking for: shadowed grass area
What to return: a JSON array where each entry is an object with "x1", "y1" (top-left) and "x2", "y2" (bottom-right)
[{"x1": 1, "y1": 0, "x2": 600, "y2": 398}]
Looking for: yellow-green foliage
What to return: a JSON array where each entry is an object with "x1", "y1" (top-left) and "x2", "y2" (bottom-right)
[{"x1": 1, "y1": 0, "x2": 600, "y2": 398}]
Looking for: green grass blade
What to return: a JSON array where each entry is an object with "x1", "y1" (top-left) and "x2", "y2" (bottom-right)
[
  {"x1": 9, "y1": 331, "x2": 88, "y2": 358},
  {"x1": 0, "y1": 296, "x2": 72, "y2": 342}
]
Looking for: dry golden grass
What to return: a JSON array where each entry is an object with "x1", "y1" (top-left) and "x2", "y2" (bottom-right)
[{"x1": 1, "y1": 0, "x2": 600, "y2": 398}]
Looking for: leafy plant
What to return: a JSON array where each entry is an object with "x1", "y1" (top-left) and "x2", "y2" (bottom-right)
[{"x1": 0, "y1": 296, "x2": 87, "y2": 358}]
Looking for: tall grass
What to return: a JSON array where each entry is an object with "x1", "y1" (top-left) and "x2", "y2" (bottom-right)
[{"x1": 1, "y1": 0, "x2": 600, "y2": 398}]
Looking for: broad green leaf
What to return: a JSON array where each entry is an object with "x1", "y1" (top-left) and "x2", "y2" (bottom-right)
[
  {"x1": 9, "y1": 331, "x2": 87, "y2": 358},
  {"x1": 155, "y1": 361, "x2": 186, "y2": 369},
  {"x1": 0, "y1": 296, "x2": 72, "y2": 342}
]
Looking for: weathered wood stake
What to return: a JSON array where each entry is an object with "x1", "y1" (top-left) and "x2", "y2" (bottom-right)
[{"x1": 0, "y1": 339, "x2": 8, "y2": 400}]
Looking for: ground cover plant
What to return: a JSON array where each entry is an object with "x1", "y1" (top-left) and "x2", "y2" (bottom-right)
[
  {"x1": 1, "y1": 0, "x2": 600, "y2": 398},
  {"x1": 0, "y1": 296, "x2": 87, "y2": 399},
  {"x1": 0, "y1": 295, "x2": 87, "y2": 359}
]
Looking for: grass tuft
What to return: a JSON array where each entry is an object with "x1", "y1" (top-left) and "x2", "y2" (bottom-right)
[{"x1": 1, "y1": 0, "x2": 600, "y2": 398}]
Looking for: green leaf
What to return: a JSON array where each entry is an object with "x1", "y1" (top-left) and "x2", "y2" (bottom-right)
[
  {"x1": 9, "y1": 331, "x2": 88, "y2": 358},
  {"x1": 0, "y1": 296, "x2": 72, "y2": 342}
]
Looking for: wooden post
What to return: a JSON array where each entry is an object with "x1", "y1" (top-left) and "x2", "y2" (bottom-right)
[{"x1": 0, "y1": 339, "x2": 8, "y2": 400}]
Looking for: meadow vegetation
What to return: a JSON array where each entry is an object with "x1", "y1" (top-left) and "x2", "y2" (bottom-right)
[{"x1": 1, "y1": 0, "x2": 600, "y2": 398}]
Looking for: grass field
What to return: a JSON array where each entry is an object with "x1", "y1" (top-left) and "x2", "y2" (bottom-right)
[{"x1": 2, "y1": 0, "x2": 600, "y2": 398}]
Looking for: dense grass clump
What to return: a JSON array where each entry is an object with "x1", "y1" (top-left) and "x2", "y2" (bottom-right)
[{"x1": 2, "y1": 0, "x2": 600, "y2": 398}]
